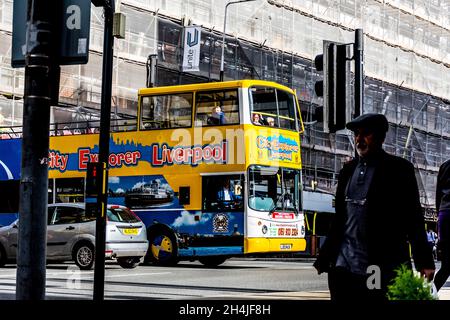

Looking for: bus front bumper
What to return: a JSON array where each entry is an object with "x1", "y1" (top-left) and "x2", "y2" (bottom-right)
[{"x1": 244, "y1": 238, "x2": 306, "y2": 254}]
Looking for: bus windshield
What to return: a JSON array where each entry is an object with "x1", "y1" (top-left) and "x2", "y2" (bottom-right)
[
  {"x1": 249, "y1": 86, "x2": 298, "y2": 130},
  {"x1": 248, "y1": 165, "x2": 300, "y2": 213}
]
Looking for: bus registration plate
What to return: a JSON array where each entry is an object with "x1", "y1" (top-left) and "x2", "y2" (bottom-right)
[
  {"x1": 123, "y1": 228, "x2": 138, "y2": 235},
  {"x1": 280, "y1": 244, "x2": 292, "y2": 250}
]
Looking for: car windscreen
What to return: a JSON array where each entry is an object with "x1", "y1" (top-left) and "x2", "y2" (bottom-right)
[{"x1": 106, "y1": 207, "x2": 140, "y2": 223}]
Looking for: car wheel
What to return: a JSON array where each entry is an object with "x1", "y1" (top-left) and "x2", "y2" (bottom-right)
[
  {"x1": 198, "y1": 256, "x2": 227, "y2": 267},
  {"x1": 0, "y1": 244, "x2": 6, "y2": 267},
  {"x1": 73, "y1": 242, "x2": 95, "y2": 270},
  {"x1": 146, "y1": 228, "x2": 178, "y2": 266},
  {"x1": 117, "y1": 257, "x2": 139, "y2": 269}
]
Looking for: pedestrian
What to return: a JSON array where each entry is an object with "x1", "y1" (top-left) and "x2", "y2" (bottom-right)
[
  {"x1": 433, "y1": 158, "x2": 450, "y2": 291},
  {"x1": 426, "y1": 228, "x2": 437, "y2": 259},
  {"x1": 313, "y1": 113, "x2": 435, "y2": 301}
]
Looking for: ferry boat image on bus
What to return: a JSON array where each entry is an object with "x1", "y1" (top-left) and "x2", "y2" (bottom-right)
[{"x1": 125, "y1": 179, "x2": 174, "y2": 208}]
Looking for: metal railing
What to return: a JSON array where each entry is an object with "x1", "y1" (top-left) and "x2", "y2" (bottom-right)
[{"x1": 0, "y1": 118, "x2": 138, "y2": 139}]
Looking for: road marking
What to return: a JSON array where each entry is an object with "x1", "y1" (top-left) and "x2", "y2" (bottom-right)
[
  {"x1": 93, "y1": 272, "x2": 171, "y2": 279},
  {"x1": 0, "y1": 273, "x2": 18, "y2": 279},
  {"x1": 45, "y1": 271, "x2": 172, "y2": 280},
  {"x1": 0, "y1": 270, "x2": 171, "y2": 279}
]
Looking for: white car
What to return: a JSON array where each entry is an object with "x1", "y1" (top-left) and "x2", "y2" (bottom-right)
[{"x1": 0, "y1": 203, "x2": 148, "y2": 270}]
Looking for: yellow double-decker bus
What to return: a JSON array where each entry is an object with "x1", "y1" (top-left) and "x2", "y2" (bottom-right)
[{"x1": 0, "y1": 80, "x2": 306, "y2": 266}]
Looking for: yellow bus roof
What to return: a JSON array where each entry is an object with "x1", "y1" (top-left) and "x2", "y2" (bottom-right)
[{"x1": 138, "y1": 80, "x2": 296, "y2": 96}]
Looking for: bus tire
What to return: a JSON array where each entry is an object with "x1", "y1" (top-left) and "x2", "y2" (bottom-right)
[
  {"x1": 73, "y1": 241, "x2": 95, "y2": 270},
  {"x1": 146, "y1": 228, "x2": 178, "y2": 266},
  {"x1": 0, "y1": 244, "x2": 6, "y2": 267},
  {"x1": 198, "y1": 256, "x2": 227, "y2": 267}
]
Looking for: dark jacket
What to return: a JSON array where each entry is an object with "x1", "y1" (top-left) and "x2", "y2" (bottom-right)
[
  {"x1": 436, "y1": 159, "x2": 450, "y2": 212},
  {"x1": 315, "y1": 150, "x2": 434, "y2": 284},
  {"x1": 207, "y1": 112, "x2": 226, "y2": 125},
  {"x1": 217, "y1": 188, "x2": 235, "y2": 201}
]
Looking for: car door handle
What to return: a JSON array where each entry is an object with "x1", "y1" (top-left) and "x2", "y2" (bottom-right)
[{"x1": 65, "y1": 226, "x2": 75, "y2": 230}]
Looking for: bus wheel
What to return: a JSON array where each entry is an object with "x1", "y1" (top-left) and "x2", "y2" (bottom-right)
[
  {"x1": 198, "y1": 256, "x2": 227, "y2": 267},
  {"x1": 146, "y1": 229, "x2": 178, "y2": 266}
]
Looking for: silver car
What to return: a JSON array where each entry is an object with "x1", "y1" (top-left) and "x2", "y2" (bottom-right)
[{"x1": 0, "y1": 203, "x2": 148, "y2": 270}]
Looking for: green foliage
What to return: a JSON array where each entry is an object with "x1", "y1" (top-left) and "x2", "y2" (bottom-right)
[{"x1": 387, "y1": 264, "x2": 435, "y2": 300}]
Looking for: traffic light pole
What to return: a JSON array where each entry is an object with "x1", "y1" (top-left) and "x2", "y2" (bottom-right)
[
  {"x1": 16, "y1": 0, "x2": 55, "y2": 300},
  {"x1": 93, "y1": 0, "x2": 115, "y2": 301},
  {"x1": 354, "y1": 29, "x2": 364, "y2": 118},
  {"x1": 314, "y1": 29, "x2": 365, "y2": 132}
]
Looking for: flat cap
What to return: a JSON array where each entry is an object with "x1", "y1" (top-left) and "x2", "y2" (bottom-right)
[{"x1": 345, "y1": 113, "x2": 389, "y2": 133}]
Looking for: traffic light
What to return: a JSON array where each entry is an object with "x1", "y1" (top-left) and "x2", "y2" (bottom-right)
[
  {"x1": 314, "y1": 41, "x2": 351, "y2": 133},
  {"x1": 86, "y1": 162, "x2": 102, "y2": 197}
]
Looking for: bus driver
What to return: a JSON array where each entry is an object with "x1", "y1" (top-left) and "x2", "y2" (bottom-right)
[{"x1": 217, "y1": 179, "x2": 242, "y2": 210}]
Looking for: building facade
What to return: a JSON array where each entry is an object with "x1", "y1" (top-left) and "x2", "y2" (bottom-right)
[{"x1": 0, "y1": 0, "x2": 449, "y2": 223}]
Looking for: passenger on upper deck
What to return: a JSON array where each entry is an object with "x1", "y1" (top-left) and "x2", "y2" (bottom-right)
[
  {"x1": 252, "y1": 113, "x2": 263, "y2": 125},
  {"x1": 207, "y1": 106, "x2": 227, "y2": 125},
  {"x1": 266, "y1": 117, "x2": 275, "y2": 127}
]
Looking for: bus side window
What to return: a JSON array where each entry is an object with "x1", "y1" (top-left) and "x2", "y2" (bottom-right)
[
  {"x1": 202, "y1": 175, "x2": 243, "y2": 211},
  {"x1": 195, "y1": 92, "x2": 215, "y2": 127},
  {"x1": 140, "y1": 93, "x2": 193, "y2": 130},
  {"x1": 195, "y1": 90, "x2": 239, "y2": 127},
  {"x1": 179, "y1": 186, "x2": 190, "y2": 205},
  {"x1": 55, "y1": 178, "x2": 84, "y2": 203}
]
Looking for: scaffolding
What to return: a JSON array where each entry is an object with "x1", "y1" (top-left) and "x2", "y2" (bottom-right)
[{"x1": 0, "y1": 0, "x2": 449, "y2": 216}]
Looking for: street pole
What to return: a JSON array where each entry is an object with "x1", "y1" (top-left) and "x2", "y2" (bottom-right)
[
  {"x1": 220, "y1": 0, "x2": 257, "y2": 81},
  {"x1": 16, "y1": 0, "x2": 55, "y2": 300},
  {"x1": 93, "y1": 0, "x2": 115, "y2": 301},
  {"x1": 354, "y1": 28, "x2": 364, "y2": 117},
  {"x1": 146, "y1": 54, "x2": 158, "y2": 88}
]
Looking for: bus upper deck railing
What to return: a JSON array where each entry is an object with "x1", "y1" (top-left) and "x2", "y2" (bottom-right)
[{"x1": 0, "y1": 119, "x2": 138, "y2": 140}]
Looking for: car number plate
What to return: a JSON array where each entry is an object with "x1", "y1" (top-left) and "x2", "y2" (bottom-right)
[
  {"x1": 123, "y1": 228, "x2": 138, "y2": 235},
  {"x1": 280, "y1": 244, "x2": 292, "y2": 250}
]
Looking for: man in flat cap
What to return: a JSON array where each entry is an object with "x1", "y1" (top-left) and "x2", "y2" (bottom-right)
[{"x1": 314, "y1": 113, "x2": 435, "y2": 301}]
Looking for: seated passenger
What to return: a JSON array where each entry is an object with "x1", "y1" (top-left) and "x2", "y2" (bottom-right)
[
  {"x1": 252, "y1": 113, "x2": 263, "y2": 125},
  {"x1": 207, "y1": 106, "x2": 227, "y2": 125},
  {"x1": 266, "y1": 117, "x2": 275, "y2": 127}
]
